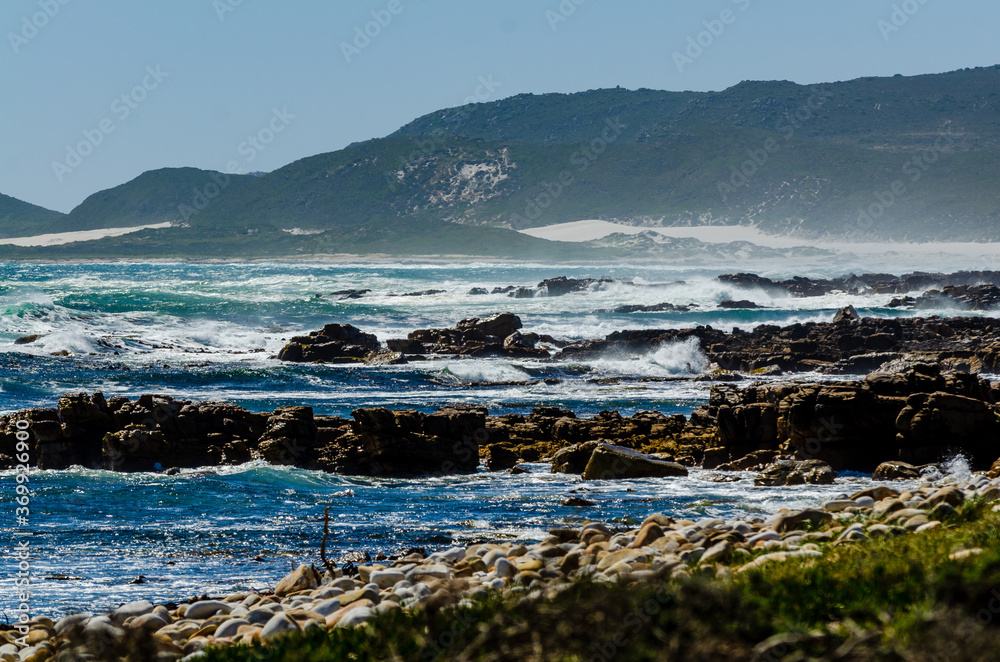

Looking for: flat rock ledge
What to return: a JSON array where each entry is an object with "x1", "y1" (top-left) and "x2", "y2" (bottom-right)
[{"x1": 8, "y1": 474, "x2": 999, "y2": 660}]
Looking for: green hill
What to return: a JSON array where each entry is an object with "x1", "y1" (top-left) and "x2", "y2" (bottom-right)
[
  {"x1": 394, "y1": 66, "x2": 1000, "y2": 152},
  {"x1": 0, "y1": 193, "x2": 67, "y2": 238},
  {"x1": 2, "y1": 65, "x2": 999, "y2": 257},
  {"x1": 61, "y1": 167, "x2": 257, "y2": 232}
]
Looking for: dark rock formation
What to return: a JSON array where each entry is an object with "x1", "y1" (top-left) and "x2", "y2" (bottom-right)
[
  {"x1": 719, "y1": 271, "x2": 1000, "y2": 302},
  {"x1": 398, "y1": 289, "x2": 446, "y2": 297},
  {"x1": 502, "y1": 276, "x2": 618, "y2": 299},
  {"x1": 278, "y1": 323, "x2": 380, "y2": 363},
  {"x1": 483, "y1": 444, "x2": 520, "y2": 471},
  {"x1": 316, "y1": 289, "x2": 370, "y2": 300},
  {"x1": 872, "y1": 460, "x2": 921, "y2": 481},
  {"x1": 257, "y1": 406, "x2": 319, "y2": 466},
  {"x1": 0, "y1": 393, "x2": 483, "y2": 477},
  {"x1": 703, "y1": 365, "x2": 999, "y2": 472},
  {"x1": 485, "y1": 408, "x2": 695, "y2": 464},
  {"x1": 887, "y1": 284, "x2": 1000, "y2": 311},
  {"x1": 559, "y1": 316, "x2": 1000, "y2": 375},
  {"x1": 719, "y1": 300, "x2": 759, "y2": 309},
  {"x1": 322, "y1": 406, "x2": 486, "y2": 475},
  {"x1": 387, "y1": 313, "x2": 551, "y2": 358}
]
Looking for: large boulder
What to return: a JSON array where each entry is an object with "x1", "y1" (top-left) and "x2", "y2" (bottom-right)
[
  {"x1": 872, "y1": 460, "x2": 921, "y2": 481},
  {"x1": 550, "y1": 441, "x2": 599, "y2": 474},
  {"x1": 895, "y1": 391, "x2": 1000, "y2": 468},
  {"x1": 456, "y1": 312, "x2": 522, "y2": 339},
  {"x1": 833, "y1": 305, "x2": 860, "y2": 323},
  {"x1": 388, "y1": 313, "x2": 548, "y2": 358},
  {"x1": 779, "y1": 384, "x2": 904, "y2": 472},
  {"x1": 278, "y1": 323, "x2": 379, "y2": 363},
  {"x1": 581, "y1": 444, "x2": 688, "y2": 480}
]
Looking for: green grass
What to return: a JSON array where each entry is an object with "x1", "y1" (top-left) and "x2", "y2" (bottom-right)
[{"x1": 202, "y1": 500, "x2": 1000, "y2": 661}]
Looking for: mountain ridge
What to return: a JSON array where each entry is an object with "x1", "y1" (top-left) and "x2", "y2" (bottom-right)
[{"x1": 2, "y1": 65, "x2": 999, "y2": 257}]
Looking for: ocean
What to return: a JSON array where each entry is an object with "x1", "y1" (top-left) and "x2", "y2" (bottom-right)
[{"x1": 0, "y1": 260, "x2": 972, "y2": 616}]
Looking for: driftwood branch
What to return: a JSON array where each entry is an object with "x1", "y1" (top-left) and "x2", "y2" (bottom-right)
[{"x1": 319, "y1": 505, "x2": 337, "y2": 577}]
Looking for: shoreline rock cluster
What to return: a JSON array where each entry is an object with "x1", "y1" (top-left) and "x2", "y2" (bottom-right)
[
  {"x1": 7, "y1": 471, "x2": 998, "y2": 660},
  {"x1": 278, "y1": 313, "x2": 563, "y2": 364},
  {"x1": 560, "y1": 314, "x2": 1000, "y2": 374},
  {"x1": 719, "y1": 270, "x2": 1000, "y2": 305},
  {"x1": 276, "y1": 310, "x2": 1000, "y2": 379},
  {"x1": 2, "y1": 363, "x2": 998, "y2": 484}
]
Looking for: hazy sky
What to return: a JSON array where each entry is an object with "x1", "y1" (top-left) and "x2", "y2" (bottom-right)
[{"x1": 3, "y1": 0, "x2": 998, "y2": 213}]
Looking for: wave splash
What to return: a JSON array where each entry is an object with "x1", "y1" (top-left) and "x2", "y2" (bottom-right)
[{"x1": 588, "y1": 337, "x2": 710, "y2": 378}]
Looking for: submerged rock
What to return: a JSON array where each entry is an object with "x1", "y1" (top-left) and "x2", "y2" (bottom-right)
[{"x1": 754, "y1": 460, "x2": 836, "y2": 486}]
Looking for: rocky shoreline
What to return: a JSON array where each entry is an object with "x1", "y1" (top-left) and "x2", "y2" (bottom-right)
[
  {"x1": 275, "y1": 308, "x2": 1000, "y2": 376},
  {"x1": 3, "y1": 359, "x2": 997, "y2": 485},
  {"x1": 6, "y1": 468, "x2": 998, "y2": 660}
]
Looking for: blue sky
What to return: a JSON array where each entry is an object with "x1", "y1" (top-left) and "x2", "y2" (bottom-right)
[{"x1": 3, "y1": 0, "x2": 998, "y2": 213}]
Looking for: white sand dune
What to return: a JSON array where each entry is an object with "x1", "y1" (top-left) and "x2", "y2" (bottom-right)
[
  {"x1": 0, "y1": 222, "x2": 172, "y2": 247},
  {"x1": 520, "y1": 220, "x2": 812, "y2": 247},
  {"x1": 521, "y1": 219, "x2": 1000, "y2": 263}
]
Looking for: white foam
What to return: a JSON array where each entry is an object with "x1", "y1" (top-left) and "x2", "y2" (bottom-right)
[
  {"x1": 921, "y1": 454, "x2": 973, "y2": 484},
  {"x1": 586, "y1": 337, "x2": 710, "y2": 378},
  {"x1": 435, "y1": 361, "x2": 533, "y2": 384}
]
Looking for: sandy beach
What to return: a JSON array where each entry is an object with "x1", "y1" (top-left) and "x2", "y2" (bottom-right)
[{"x1": 0, "y1": 222, "x2": 172, "y2": 247}]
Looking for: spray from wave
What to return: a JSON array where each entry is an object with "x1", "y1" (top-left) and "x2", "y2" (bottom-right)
[
  {"x1": 920, "y1": 454, "x2": 973, "y2": 484},
  {"x1": 586, "y1": 337, "x2": 710, "y2": 378},
  {"x1": 433, "y1": 361, "x2": 534, "y2": 384}
]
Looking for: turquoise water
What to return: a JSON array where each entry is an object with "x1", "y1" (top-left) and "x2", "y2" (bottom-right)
[{"x1": 0, "y1": 261, "x2": 962, "y2": 615}]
